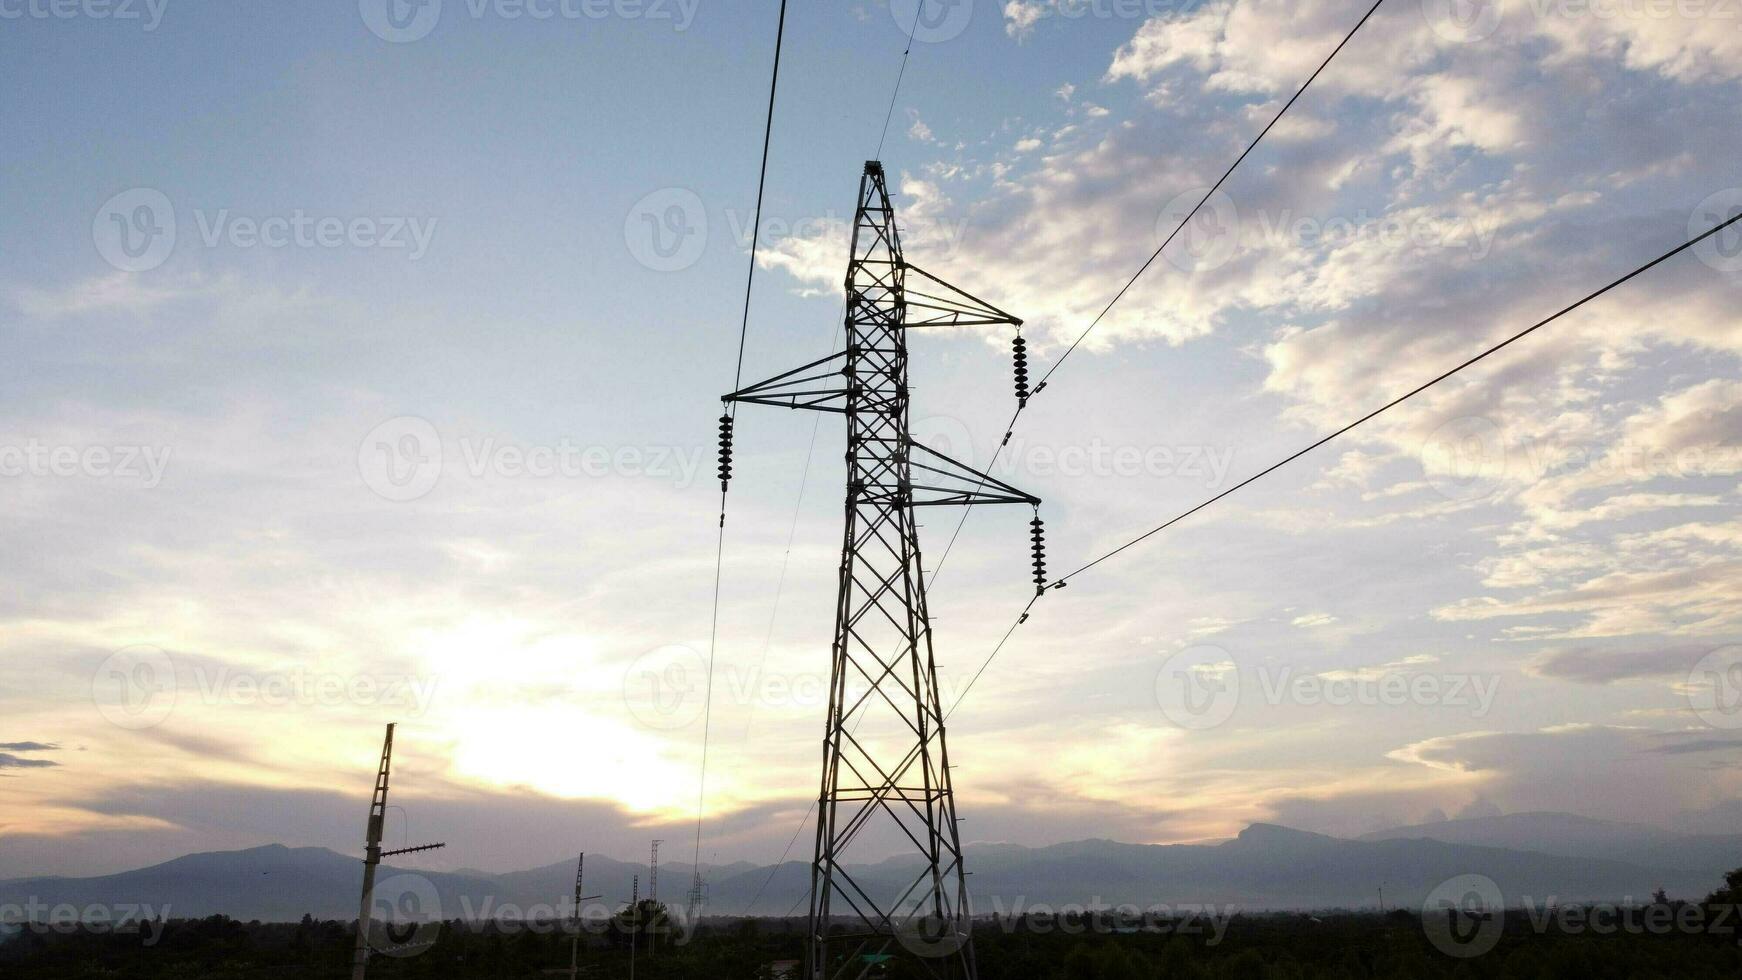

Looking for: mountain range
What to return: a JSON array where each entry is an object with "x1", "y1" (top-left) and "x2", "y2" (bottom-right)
[{"x1": 3, "y1": 813, "x2": 1736, "y2": 923}]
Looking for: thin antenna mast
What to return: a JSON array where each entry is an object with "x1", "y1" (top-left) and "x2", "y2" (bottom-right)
[
  {"x1": 566, "y1": 852, "x2": 602, "y2": 980},
  {"x1": 352, "y1": 723, "x2": 445, "y2": 980}
]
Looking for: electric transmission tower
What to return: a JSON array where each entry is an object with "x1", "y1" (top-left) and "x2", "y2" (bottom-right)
[{"x1": 722, "y1": 161, "x2": 1043, "y2": 980}]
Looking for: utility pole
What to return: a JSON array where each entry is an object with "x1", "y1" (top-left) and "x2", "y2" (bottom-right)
[
  {"x1": 567, "y1": 853, "x2": 601, "y2": 980},
  {"x1": 628, "y1": 875, "x2": 640, "y2": 980},
  {"x1": 723, "y1": 161, "x2": 1041, "y2": 980},
  {"x1": 352, "y1": 723, "x2": 445, "y2": 980},
  {"x1": 649, "y1": 839, "x2": 662, "y2": 959}
]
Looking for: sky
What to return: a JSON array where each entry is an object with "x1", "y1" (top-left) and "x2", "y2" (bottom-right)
[{"x1": 1, "y1": 0, "x2": 1740, "y2": 881}]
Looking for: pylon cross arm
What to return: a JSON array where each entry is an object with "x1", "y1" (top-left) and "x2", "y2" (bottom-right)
[
  {"x1": 723, "y1": 349, "x2": 851, "y2": 413},
  {"x1": 905, "y1": 439, "x2": 1040, "y2": 508}
]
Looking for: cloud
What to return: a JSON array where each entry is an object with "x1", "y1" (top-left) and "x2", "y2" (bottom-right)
[
  {"x1": 12, "y1": 272, "x2": 213, "y2": 318},
  {"x1": 0, "y1": 742, "x2": 60, "y2": 752},
  {"x1": 1528, "y1": 644, "x2": 1715, "y2": 684},
  {"x1": 1387, "y1": 725, "x2": 1742, "y2": 828},
  {"x1": 0, "y1": 753, "x2": 59, "y2": 770},
  {"x1": 1004, "y1": 0, "x2": 1049, "y2": 40}
]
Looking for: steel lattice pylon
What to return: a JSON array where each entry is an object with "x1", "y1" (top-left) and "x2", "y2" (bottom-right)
[{"x1": 725, "y1": 162, "x2": 1039, "y2": 980}]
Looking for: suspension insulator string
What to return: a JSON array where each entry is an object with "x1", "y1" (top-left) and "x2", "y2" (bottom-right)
[
  {"x1": 1012, "y1": 333, "x2": 1030, "y2": 408},
  {"x1": 717, "y1": 414, "x2": 736, "y2": 494},
  {"x1": 1029, "y1": 507, "x2": 1047, "y2": 597}
]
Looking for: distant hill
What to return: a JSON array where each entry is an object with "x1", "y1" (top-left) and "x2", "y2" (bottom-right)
[
  {"x1": 1360, "y1": 811, "x2": 1742, "y2": 876},
  {"x1": 1, "y1": 824, "x2": 1727, "y2": 923}
]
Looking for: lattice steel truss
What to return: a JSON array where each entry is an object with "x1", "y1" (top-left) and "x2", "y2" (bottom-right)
[{"x1": 725, "y1": 162, "x2": 1037, "y2": 980}]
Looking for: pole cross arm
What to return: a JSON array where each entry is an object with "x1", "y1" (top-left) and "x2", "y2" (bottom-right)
[
  {"x1": 381, "y1": 842, "x2": 447, "y2": 858},
  {"x1": 906, "y1": 439, "x2": 1040, "y2": 508},
  {"x1": 900, "y1": 263, "x2": 1024, "y2": 329},
  {"x1": 723, "y1": 350, "x2": 850, "y2": 413}
]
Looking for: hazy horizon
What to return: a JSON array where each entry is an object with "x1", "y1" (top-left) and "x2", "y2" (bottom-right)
[{"x1": 4, "y1": 0, "x2": 1741, "y2": 898}]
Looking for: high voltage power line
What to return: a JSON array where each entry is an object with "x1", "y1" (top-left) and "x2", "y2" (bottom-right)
[
  {"x1": 744, "y1": 0, "x2": 1396, "y2": 922},
  {"x1": 689, "y1": 0, "x2": 1739, "y2": 943},
  {"x1": 691, "y1": 0, "x2": 788, "y2": 922},
  {"x1": 944, "y1": 208, "x2": 1742, "y2": 718},
  {"x1": 926, "y1": 0, "x2": 1390, "y2": 590}
]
